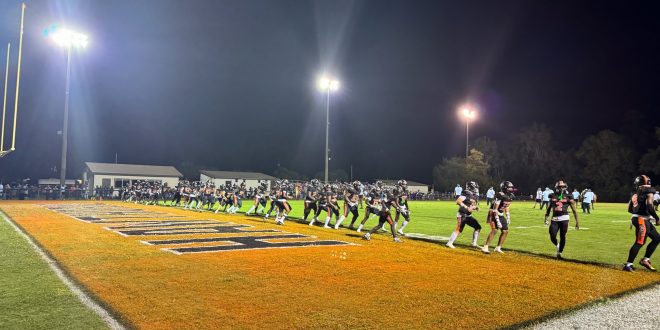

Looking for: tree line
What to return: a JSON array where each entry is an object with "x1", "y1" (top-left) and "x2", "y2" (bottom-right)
[{"x1": 432, "y1": 124, "x2": 660, "y2": 202}]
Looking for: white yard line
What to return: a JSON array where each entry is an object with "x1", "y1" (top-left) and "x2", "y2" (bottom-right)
[{"x1": 0, "y1": 210, "x2": 126, "y2": 330}]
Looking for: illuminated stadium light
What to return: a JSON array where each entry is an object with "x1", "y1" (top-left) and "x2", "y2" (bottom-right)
[
  {"x1": 317, "y1": 74, "x2": 340, "y2": 182},
  {"x1": 45, "y1": 24, "x2": 90, "y2": 192},
  {"x1": 317, "y1": 76, "x2": 340, "y2": 92},
  {"x1": 458, "y1": 103, "x2": 478, "y2": 158},
  {"x1": 46, "y1": 26, "x2": 89, "y2": 49}
]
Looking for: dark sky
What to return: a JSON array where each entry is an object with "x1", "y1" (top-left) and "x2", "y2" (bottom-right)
[{"x1": 0, "y1": 0, "x2": 658, "y2": 183}]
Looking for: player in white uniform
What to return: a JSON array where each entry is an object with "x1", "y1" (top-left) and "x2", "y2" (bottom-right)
[{"x1": 532, "y1": 188, "x2": 543, "y2": 209}]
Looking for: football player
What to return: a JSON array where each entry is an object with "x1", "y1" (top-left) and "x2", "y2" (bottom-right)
[
  {"x1": 335, "y1": 181, "x2": 360, "y2": 229},
  {"x1": 362, "y1": 189, "x2": 402, "y2": 243},
  {"x1": 544, "y1": 180, "x2": 579, "y2": 259},
  {"x1": 482, "y1": 181, "x2": 514, "y2": 254},
  {"x1": 446, "y1": 181, "x2": 482, "y2": 249},
  {"x1": 303, "y1": 180, "x2": 321, "y2": 223},
  {"x1": 623, "y1": 175, "x2": 659, "y2": 272}
]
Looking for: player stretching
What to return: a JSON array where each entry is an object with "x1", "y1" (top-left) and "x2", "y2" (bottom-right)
[
  {"x1": 482, "y1": 181, "x2": 514, "y2": 254},
  {"x1": 335, "y1": 182, "x2": 360, "y2": 229},
  {"x1": 446, "y1": 181, "x2": 481, "y2": 249},
  {"x1": 356, "y1": 186, "x2": 380, "y2": 232},
  {"x1": 303, "y1": 180, "x2": 320, "y2": 224},
  {"x1": 623, "y1": 175, "x2": 659, "y2": 272},
  {"x1": 544, "y1": 180, "x2": 579, "y2": 259},
  {"x1": 362, "y1": 189, "x2": 402, "y2": 243}
]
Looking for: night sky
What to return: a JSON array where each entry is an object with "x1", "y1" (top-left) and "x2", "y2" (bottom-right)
[{"x1": 0, "y1": 0, "x2": 658, "y2": 183}]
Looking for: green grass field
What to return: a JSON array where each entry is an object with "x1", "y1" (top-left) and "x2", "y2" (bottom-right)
[
  {"x1": 0, "y1": 212, "x2": 108, "y2": 329},
  {"x1": 183, "y1": 199, "x2": 651, "y2": 266}
]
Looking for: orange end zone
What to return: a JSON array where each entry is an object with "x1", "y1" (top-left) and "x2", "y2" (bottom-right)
[{"x1": 1, "y1": 201, "x2": 658, "y2": 329}]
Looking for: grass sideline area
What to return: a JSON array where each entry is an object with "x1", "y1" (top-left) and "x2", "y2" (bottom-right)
[
  {"x1": 0, "y1": 200, "x2": 658, "y2": 329},
  {"x1": 167, "y1": 199, "x2": 655, "y2": 266},
  {"x1": 0, "y1": 210, "x2": 108, "y2": 329}
]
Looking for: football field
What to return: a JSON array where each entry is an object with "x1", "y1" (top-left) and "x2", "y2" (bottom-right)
[{"x1": 0, "y1": 200, "x2": 658, "y2": 329}]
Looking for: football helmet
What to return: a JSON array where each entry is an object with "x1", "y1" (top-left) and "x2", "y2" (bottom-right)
[{"x1": 633, "y1": 175, "x2": 651, "y2": 190}]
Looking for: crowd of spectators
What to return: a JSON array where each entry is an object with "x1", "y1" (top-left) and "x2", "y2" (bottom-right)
[{"x1": 0, "y1": 181, "x2": 89, "y2": 200}]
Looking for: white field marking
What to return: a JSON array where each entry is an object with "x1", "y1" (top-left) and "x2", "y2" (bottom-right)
[
  {"x1": 404, "y1": 233, "x2": 451, "y2": 241},
  {"x1": 512, "y1": 226, "x2": 589, "y2": 230},
  {"x1": 0, "y1": 210, "x2": 125, "y2": 330}
]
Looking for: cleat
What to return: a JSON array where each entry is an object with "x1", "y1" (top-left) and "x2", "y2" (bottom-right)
[
  {"x1": 446, "y1": 242, "x2": 455, "y2": 249},
  {"x1": 494, "y1": 247, "x2": 504, "y2": 254},
  {"x1": 393, "y1": 237, "x2": 402, "y2": 243},
  {"x1": 356, "y1": 229, "x2": 362, "y2": 233},
  {"x1": 397, "y1": 229, "x2": 404, "y2": 236},
  {"x1": 308, "y1": 221, "x2": 315, "y2": 226},
  {"x1": 323, "y1": 225, "x2": 331, "y2": 229},
  {"x1": 639, "y1": 260, "x2": 656, "y2": 271},
  {"x1": 334, "y1": 225, "x2": 340, "y2": 230},
  {"x1": 362, "y1": 233, "x2": 371, "y2": 241},
  {"x1": 623, "y1": 264, "x2": 635, "y2": 272},
  {"x1": 482, "y1": 247, "x2": 490, "y2": 254},
  {"x1": 348, "y1": 226, "x2": 355, "y2": 230},
  {"x1": 556, "y1": 252, "x2": 563, "y2": 259},
  {"x1": 471, "y1": 244, "x2": 481, "y2": 248}
]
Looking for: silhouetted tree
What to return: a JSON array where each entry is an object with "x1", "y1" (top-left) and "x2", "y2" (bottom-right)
[{"x1": 576, "y1": 130, "x2": 636, "y2": 201}]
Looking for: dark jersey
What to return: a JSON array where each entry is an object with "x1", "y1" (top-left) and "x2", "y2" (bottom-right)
[
  {"x1": 628, "y1": 187, "x2": 656, "y2": 216},
  {"x1": 305, "y1": 187, "x2": 317, "y2": 201},
  {"x1": 548, "y1": 193, "x2": 574, "y2": 217},
  {"x1": 490, "y1": 192, "x2": 511, "y2": 214},
  {"x1": 458, "y1": 192, "x2": 476, "y2": 215}
]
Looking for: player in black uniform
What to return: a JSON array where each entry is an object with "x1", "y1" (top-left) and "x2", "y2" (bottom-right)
[
  {"x1": 275, "y1": 180, "x2": 292, "y2": 225},
  {"x1": 623, "y1": 175, "x2": 659, "y2": 272},
  {"x1": 246, "y1": 182, "x2": 268, "y2": 216},
  {"x1": 446, "y1": 181, "x2": 482, "y2": 249},
  {"x1": 482, "y1": 181, "x2": 514, "y2": 254},
  {"x1": 335, "y1": 182, "x2": 360, "y2": 230},
  {"x1": 303, "y1": 179, "x2": 321, "y2": 223},
  {"x1": 356, "y1": 186, "x2": 380, "y2": 232},
  {"x1": 394, "y1": 180, "x2": 411, "y2": 235},
  {"x1": 544, "y1": 180, "x2": 579, "y2": 259},
  {"x1": 362, "y1": 189, "x2": 402, "y2": 242},
  {"x1": 323, "y1": 184, "x2": 341, "y2": 228}
]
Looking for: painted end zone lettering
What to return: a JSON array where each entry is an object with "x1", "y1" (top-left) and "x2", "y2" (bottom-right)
[
  {"x1": 161, "y1": 234, "x2": 354, "y2": 254},
  {"x1": 39, "y1": 203, "x2": 355, "y2": 254}
]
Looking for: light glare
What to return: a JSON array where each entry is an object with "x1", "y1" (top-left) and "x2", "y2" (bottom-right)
[
  {"x1": 51, "y1": 28, "x2": 89, "y2": 49},
  {"x1": 317, "y1": 75, "x2": 340, "y2": 92},
  {"x1": 459, "y1": 104, "x2": 477, "y2": 120}
]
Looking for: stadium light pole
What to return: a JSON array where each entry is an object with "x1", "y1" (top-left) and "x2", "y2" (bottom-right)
[
  {"x1": 317, "y1": 75, "x2": 340, "y2": 183},
  {"x1": 46, "y1": 27, "x2": 89, "y2": 193},
  {"x1": 459, "y1": 104, "x2": 477, "y2": 158}
]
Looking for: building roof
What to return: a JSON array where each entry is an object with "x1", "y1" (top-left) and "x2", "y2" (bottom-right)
[
  {"x1": 85, "y1": 162, "x2": 183, "y2": 177},
  {"x1": 380, "y1": 179, "x2": 429, "y2": 187},
  {"x1": 200, "y1": 170, "x2": 277, "y2": 181}
]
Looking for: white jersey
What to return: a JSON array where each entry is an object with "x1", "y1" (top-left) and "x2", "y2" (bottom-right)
[
  {"x1": 535, "y1": 191, "x2": 543, "y2": 199},
  {"x1": 583, "y1": 191, "x2": 594, "y2": 203},
  {"x1": 572, "y1": 191, "x2": 580, "y2": 200},
  {"x1": 454, "y1": 186, "x2": 463, "y2": 196},
  {"x1": 486, "y1": 189, "x2": 495, "y2": 199},
  {"x1": 654, "y1": 192, "x2": 660, "y2": 202},
  {"x1": 542, "y1": 190, "x2": 551, "y2": 202}
]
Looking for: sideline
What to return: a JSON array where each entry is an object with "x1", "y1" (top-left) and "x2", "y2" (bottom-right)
[{"x1": 0, "y1": 209, "x2": 126, "y2": 330}]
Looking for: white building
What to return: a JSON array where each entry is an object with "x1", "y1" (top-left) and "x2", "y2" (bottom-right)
[
  {"x1": 380, "y1": 179, "x2": 430, "y2": 193},
  {"x1": 200, "y1": 170, "x2": 277, "y2": 190},
  {"x1": 84, "y1": 162, "x2": 183, "y2": 193}
]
